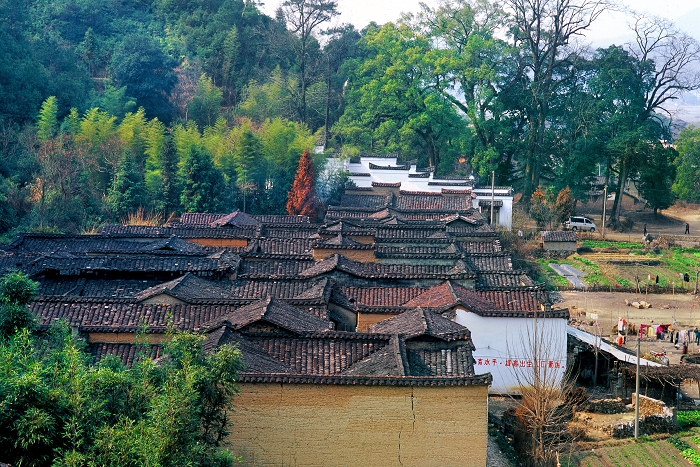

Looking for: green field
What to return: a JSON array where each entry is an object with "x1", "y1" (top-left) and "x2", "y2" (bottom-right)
[
  {"x1": 536, "y1": 242, "x2": 700, "y2": 290},
  {"x1": 564, "y1": 436, "x2": 695, "y2": 466}
]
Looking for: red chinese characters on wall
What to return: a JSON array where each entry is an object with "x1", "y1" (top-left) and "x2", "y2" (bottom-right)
[{"x1": 474, "y1": 358, "x2": 562, "y2": 369}]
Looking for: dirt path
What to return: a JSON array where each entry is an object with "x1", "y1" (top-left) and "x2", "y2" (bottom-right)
[{"x1": 575, "y1": 205, "x2": 700, "y2": 240}]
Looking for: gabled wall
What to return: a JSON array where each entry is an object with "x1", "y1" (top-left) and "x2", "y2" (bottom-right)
[{"x1": 455, "y1": 309, "x2": 567, "y2": 394}]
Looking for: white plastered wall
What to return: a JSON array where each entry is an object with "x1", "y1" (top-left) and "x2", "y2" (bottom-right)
[{"x1": 455, "y1": 309, "x2": 568, "y2": 394}]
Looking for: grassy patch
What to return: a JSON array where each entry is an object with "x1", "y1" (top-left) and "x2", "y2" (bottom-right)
[
  {"x1": 583, "y1": 240, "x2": 644, "y2": 249},
  {"x1": 679, "y1": 412, "x2": 700, "y2": 431}
]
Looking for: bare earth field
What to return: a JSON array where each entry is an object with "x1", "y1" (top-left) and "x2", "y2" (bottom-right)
[{"x1": 560, "y1": 290, "x2": 700, "y2": 364}]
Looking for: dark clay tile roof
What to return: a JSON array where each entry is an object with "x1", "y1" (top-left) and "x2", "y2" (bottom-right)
[
  {"x1": 88, "y1": 343, "x2": 162, "y2": 367},
  {"x1": 137, "y1": 275, "x2": 333, "y2": 306},
  {"x1": 243, "y1": 238, "x2": 314, "y2": 258},
  {"x1": 313, "y1": 234, "x2": 375, "y2": 249},
  {"x1": 403, "y1": 282, "x2": 460, "y2": 309},
  {"x1": 394, "y1": 194, "x2": 474, "y2": 212},
  {"x1": 31, "y1": 300, "x2": 243, "y2": 331},
  {"x1": 38, "y1": 278, "x2": 161, "y2": 299},
  {"x1": 375, "y1": 244, "x2": 461, "y2": 259},
  {"x1": 201, "y1": 297, "x2": 332, "y2": 333},
  {"x1": 228, "y1": 278, "x2": 331, "y2": 302},
  {"x1": 541, "y1": 231, "x2": 578, "y2": 242},
  {"x1": 262, "y1": 226, "x2": 320, "y2": 238},
  {"x1": 319, "y1": 221, "x2": 376, "y2": 236},
  {"x1": 298, "y1": 254, "x2": 474, "y2": 280},
  {"x1": 238, "y1": 259, "x2": 316, "y2": 278},
  {"x1": 214, "y1": 329, "x2": 392, "y2": 376},
  {"x1": 334, "y1": 286, "x2": 427, "y2": 307},
  {"x1": 135, "y1": 273, "x2": 233, "y2": 302},
  {"x1": 209, "y1": 211, "x2": 261, "y2": 227},
  {"x1": 476, "y1": 271, "x2": 536, "y2": 289},
  {"x1": 457, "y1": 240, "x2": 502, "y2": 254},
  {"x1": 101, "y1": 224, "x2": 260, "y2": 239},
  {"x1": 3, "y1": 234, "x2": 208, "y2": 256},
  {"x1": 463, "y1": 255, "x2": 514, "y2": 272},
  {"x1": 28, "y1": 252, "x2": 240, "y2": 276},
  {"x1": 338, "y1": 194, "x2": 390, "y2": 210},
  {"x1": 178, "y1": 212, "x2": 312, "y2": 226},
  {"x1": 369, "y1": 307, "x2": 473, "y2": 343}
]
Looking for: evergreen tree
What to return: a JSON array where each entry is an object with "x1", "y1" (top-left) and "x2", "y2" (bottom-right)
[
  {"x1": 180, "y1": 146, "x2": 225, "y2": 212},
  {"x1": 158, "y1": 137, "x2": 182, "y2": 216},
  {"x1": 107, "y1": 153, "x2": 147, "y2": 219},
  {"x1": 286, "y1": 150, "x2": 319, "y2": 217},
  {"x1": 233, "y1": 129, "x2": 262, "y2": 212}
]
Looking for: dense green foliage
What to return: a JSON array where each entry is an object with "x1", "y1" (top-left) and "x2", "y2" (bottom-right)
[
  {"x1": 0, "y1": 273, "x2": 244, "y2": 467},
  {"x1": 0, "y1": 0, "x2": 699, "y2": 235},
  {"x1": 677, "y1": 411, "x2": 700, "y2": 431}
]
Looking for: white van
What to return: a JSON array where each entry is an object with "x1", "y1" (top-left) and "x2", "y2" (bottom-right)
[{"x1": 564, "y1": 216, "x2": 596, "y2": 232}]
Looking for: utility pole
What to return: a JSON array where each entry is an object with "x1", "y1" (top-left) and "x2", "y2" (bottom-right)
[
  {"x1": 634, "y1": 335, "x2": 640, "y2": 439},
  {"x1": 602, "y1": 185, "x2": 607, "y2": 239},
  {"x1": 490, "y1": 170, "x2": 495, "y2": 227}
]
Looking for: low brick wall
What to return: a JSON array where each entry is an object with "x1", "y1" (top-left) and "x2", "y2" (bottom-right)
[{"x1": 228, "y1": 382, "x2": 489, "y2": 466}]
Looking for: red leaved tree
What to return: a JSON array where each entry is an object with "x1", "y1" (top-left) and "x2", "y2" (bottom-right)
[{"x1": 287, "y1": 150, "x2": 320, "y2": 218}]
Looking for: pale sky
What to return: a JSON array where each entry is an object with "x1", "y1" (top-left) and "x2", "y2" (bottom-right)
[{"x1": 259, "y1": 0, "x2": 700, "y2": 45}]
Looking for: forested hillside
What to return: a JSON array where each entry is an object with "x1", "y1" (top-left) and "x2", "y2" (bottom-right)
[{"x1": 1, "y1": 0, "x2": 700, "y2": 237}]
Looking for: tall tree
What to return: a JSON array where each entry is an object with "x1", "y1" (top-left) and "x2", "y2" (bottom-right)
[
  {"x1": 335, "y1": 22, "x2": 465, "y2": 170},
  {"x1": 179, "y1": 146, "x2": 225, "y2": 213},
  {"x1": 0, "y1": 271, "x2": 38, "y2": 338},
  {"x1": 605, "y1": 17, "x2": 700, "y2": 224},
  {"x1": 36, "y1": 96, "x2": 59, "y2": 143},
  {"x1": 109, "y1": 34, "x2": 177, "y2": 123},
  {"x1": 418, "y1": 0, "x2": 521, "y2": 180},
  {"x1": 287, "y1": 149, "x2": 319, "y2": 217},
  {"x1": 673, "y1": 125, "x2": 700, "y2": 203},
  {"x1": 188, "y1": 74, "x2": 224, "y2": 129},
  {"x1": 107, "y1": 153, "x2": 148, "y2": 220},
  {"x1": 505, "y1": 0, "x2": 610, "y2": 202},
  {"x1": 281, "y1": 0, "x2": 339, "y2": 125},
  {"x1": 233, "y1": 129, "x2": 263, "y2": 212}
]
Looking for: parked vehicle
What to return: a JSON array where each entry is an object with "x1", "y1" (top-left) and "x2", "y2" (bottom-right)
[{"x1": 564, "y1": 216, "x2": 597, "y2": 232}]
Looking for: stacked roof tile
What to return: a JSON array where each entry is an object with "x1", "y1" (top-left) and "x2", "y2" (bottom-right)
[{"x1": 5, "y1": 190, "x2": 566, "y2": 386}]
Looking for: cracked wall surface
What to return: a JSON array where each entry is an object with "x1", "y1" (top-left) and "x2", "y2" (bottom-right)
[{"x1": 228, "y1": 382, "x2": 488, "y2": 467}]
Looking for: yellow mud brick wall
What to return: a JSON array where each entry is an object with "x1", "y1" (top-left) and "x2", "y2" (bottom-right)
[
  {"x1": 312, "y1": 248, "x2": 376, "y2": 262},
  {"x1": 356, "y1": 312, "x2": 397, "y2": 332},
  {"x1": 228, "y1": 382, "x2": 488, "y2": 467}
]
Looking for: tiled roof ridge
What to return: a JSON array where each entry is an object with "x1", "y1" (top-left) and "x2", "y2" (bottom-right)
[
  {"x1": 399, "y1": 190, "x2": 443, "y2": 196},
  {"x1": 209, "y1": 210, "x2": 261, "y2": 228},
  {"x1": 368, "y1": 163, "x2": 410, "y2": 170},
  {"x1": 313, "y1": 233, "x2": 375, "y2": 249},
  {"x1": 237, "y1": 373, "x2": 493, "y2": 386},
  {"x1": 135, "y1": 273, "x2": 196, "y2": 301},
  {"x1": 393, "y1": 335, "x2": 408, "y2": 376},
  {"x1": 427, "y1": 181, "x2": 470, "y2": 186},
  {"x1": 441, "y1": 188, "x2": 472, "y2": 194},
  {"x1": 371, "y1": 181, "x2": 401, "y2": 187}
]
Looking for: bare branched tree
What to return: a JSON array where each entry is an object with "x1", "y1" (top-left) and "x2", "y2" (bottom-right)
[
  {"x1": 509, "y1": 314, "x2": 584, "y2": 466},
  {"x1": 281, "y1": 0, "x2": 339, "y2": 125},
  {"x1": 608, "y1": 16, "x2": 700, "y2": 225}
]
